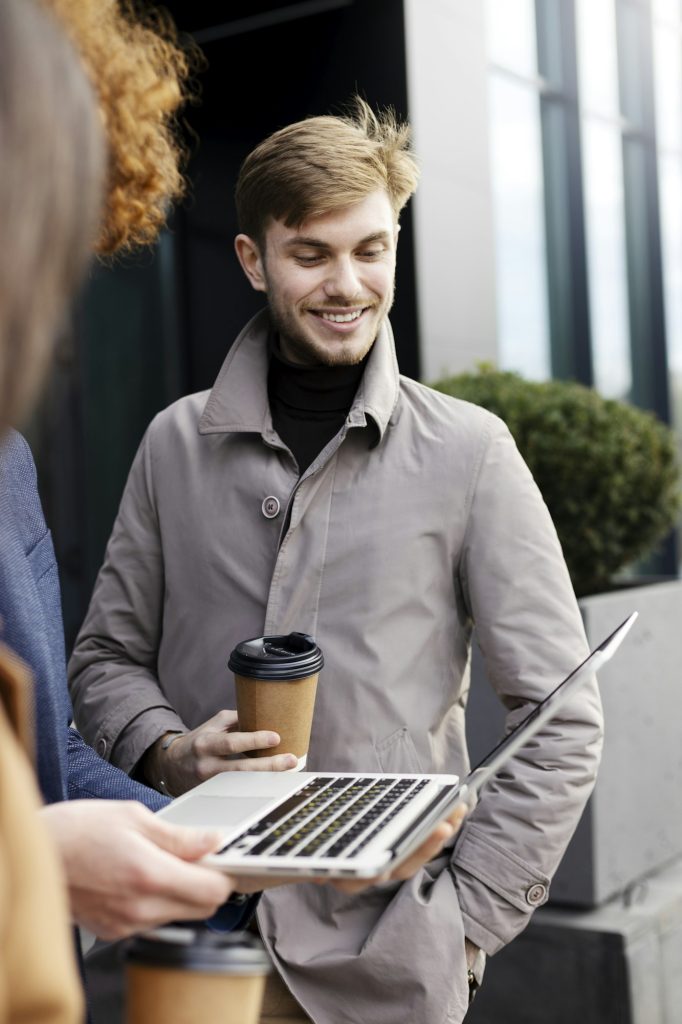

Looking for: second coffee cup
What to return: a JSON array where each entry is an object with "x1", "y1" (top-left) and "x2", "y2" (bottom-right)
[
  {"x1": 126, "y1": 928, "x2": 271, "y2": 1024},
  {"x1": 228, "y1": 632, "x2": 324, "y2": 771}
]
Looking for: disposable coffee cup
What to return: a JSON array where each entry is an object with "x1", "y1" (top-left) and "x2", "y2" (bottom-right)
[
  {"x1": 125, "y1": 928, "x2": 271, "y2": 1024},
  {"x1": 228, "y1": 632, "x2": 324, "y2": 772}
]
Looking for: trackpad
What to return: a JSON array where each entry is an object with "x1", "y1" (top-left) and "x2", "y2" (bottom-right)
[{"x1": 162, "y1": 795, "x2": 272, "y2": 829}]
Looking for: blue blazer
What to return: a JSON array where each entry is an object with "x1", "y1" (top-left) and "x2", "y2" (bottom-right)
[
  {"x1": 0, "y1": 431, "x2": 167, "y2": 810},
  {"x1": 0, "y1": 433, "x2": 251, "y2": 934}
]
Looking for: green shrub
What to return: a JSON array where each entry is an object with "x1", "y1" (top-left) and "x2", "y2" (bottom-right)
[{"x1": 431, "y1": 366, "x2": 681, "y2": 596}]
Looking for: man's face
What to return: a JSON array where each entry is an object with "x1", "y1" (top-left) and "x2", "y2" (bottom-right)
[{"x1": 236, "y1": 190, "x2": 398, "y2": 367}]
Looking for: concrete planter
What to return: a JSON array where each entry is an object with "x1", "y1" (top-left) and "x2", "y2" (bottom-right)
[
  {"x1": 465, "y1": 578, "x2": 682, "y2": 908},
  {"x1": 466, "y1": 856, "x2": 682, "y2": 1024}
]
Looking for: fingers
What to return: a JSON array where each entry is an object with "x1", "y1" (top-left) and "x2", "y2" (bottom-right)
[
  {"x1": 166, "y1": 719, "x2": 295, "y2": 791},
  {"x1": 332, "y1": 820, "x2": 458, "y2": 894},
  {"x1": 141, "y1": 813, "x2": 227, "y2": 861},
  {"x1": 231, "y1": 873, "x2": 295, "y2": 893},
  {"x1": 226, "y1": 753, "x2": 298, "y2": 772},
  {"x1": 143, "y1": 855, "x2": 234, "y2": 913},
  {"x1": 80, "y1": 860, "x2": 235, "y2": 940},
  {"x1": 191, "y1": 752, "x2": 298, "y2": 779},
  {"x1": 196, "y1": 728, "x2": 282, "y2": 759},
  {"x1": 175, "y1": 712, "x2": 283, "y2": 759},
  {"x1": 446, "y1": 802, "x2": 469, "y2": 831},
  {"x1": 389, "y1": 823, "x2": 454, "y2": 880},
  {"x1": 211, "y1": 709, "x2": 239, "y2": 730},
  {"x1": 219, "y1": 729, "x2": 282, "y2": 756},
  {"x1": 61, "y1": 803, "x2": 237, "y2": 940}
]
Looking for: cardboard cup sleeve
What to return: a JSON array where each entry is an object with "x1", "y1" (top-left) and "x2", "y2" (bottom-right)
[{"x1": 235, "y1": 673, "x2": 319, "y2": 759}]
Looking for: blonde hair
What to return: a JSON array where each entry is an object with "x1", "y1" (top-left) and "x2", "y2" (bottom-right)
[
  {"x1": 45, "y1": 0, "x2": 198, "y2": 255},
  {"x1": 235, "y1": 97, "x2": 419, "y2": 247},
  {"x1": 0, "y1": 0, "x2": 105, "y2": 429}
]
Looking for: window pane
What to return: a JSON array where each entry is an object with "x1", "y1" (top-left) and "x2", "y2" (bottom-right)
[
  {"x1": 660, "y1": 156, "x2": 682, "y2": 405},
  {"x1": 489, "y1": 75, "x2": 550, "y2": 380},
  {"x1": 659, "y1": 154, "x2": 682, "y2": 572},
  {"x1": 486, "y1": 0, "x2": 537, "y2": 77},
  {"x1": 575, "y1": 0, "x2": 621, "y2": 117},
  {"x1": 581, "y1": 119, "x2": 632, "y2": 399},
  {"x1": 653, "y1": 24, "x2": 682, "y2": 153},
  {"x1": 617, "y1": 1, "x2": 653, "y2": 130}
]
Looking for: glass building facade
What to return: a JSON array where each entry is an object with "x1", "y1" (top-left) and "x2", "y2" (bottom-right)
[{"x1": 485, "y1": 0, "x2": 682, "y2": 570}]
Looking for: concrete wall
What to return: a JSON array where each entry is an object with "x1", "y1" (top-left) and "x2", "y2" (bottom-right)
[{"x1": 466, "y1": 581, "x2": 682, "y2": 907}]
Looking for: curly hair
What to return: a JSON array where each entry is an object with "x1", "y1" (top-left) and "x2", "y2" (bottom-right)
[{"x1": 45, "y1": 0, "x2": 198, "y2": 255}]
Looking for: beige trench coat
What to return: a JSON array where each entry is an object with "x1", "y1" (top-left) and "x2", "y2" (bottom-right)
[{"x1": 70, "y1": 310, "x2": 603, "y2": 1023}]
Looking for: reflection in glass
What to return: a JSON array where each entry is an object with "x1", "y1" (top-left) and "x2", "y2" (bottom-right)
[
  {"x1": 618, "y1": 1, "x2": 652, "y2": 130},
  {"x1": 581, "y1": 120, "x2": 631, "y2": 399},
  {"x1": 486, "y1": 0, "x2": 537, "y2": 76},
  {"x1": 489, "y1": 76, "x2": 550, "y2": 380},
  {"x1": 653, "y1": 24, "x2": 682, "y2": 153},
  {"x1": 575, "y1": 0, "x2": 621, "y2": 117},
  {"x1": 653, "y1": 0, "x2": 681, "y2": 26}
]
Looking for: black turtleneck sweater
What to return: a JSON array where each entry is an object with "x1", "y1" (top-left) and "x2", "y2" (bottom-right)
[{"x1": 267, "y1": 341, "x2": 368, "y2": 476}]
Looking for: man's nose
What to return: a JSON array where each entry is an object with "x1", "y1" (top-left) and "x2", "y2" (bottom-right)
[{"x1": 323, "y1": 257, "x2": 362, "y2": 299}]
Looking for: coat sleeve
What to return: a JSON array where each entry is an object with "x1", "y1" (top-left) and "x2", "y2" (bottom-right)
[
  {"x1": 450, "y1": 415, "x2": 603, "y2": 954},
  {"x1": 66, "y1": 727, "x2": 169, "y2": 809},
  {"x1": 68, "y1": 422, "x2": 186, "y2": 775}
]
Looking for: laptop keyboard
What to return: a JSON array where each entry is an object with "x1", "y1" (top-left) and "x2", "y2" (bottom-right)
[{"x1": 219, "y1": 776, "x2": 429, "y2": 860}]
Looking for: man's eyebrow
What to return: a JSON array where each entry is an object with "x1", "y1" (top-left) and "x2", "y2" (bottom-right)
[
  {"x1": 283, "y1": 230, "x2": 392, "y2": 249},
  {"x1": 357, "y1": 231, "x2": 392, "y2": 244}
]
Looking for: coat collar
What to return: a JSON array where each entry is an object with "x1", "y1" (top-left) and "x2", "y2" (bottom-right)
[{"x1": 198, "y1": 308, "x2": 400, "y2": 444}]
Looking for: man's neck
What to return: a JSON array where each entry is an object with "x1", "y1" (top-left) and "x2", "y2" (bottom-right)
[{"x1": 267, "y1": 336, "x2": 368, "y2": 474}]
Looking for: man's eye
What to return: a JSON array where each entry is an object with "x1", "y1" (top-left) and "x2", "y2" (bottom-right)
[
  {"x1": 295, "y1": 254, "x2": 323, "y2": 265},
  {"x1": 358, "y1": 249, "x2": 383, "y2": 260}
]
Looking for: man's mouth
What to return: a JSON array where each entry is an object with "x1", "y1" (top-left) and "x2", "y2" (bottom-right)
[{"x1": 308, "y1": 306, "x2": 371, "y2": 325}]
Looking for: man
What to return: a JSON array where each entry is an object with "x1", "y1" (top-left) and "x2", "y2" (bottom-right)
[{"x1": 70, "y1": 100, "x2": 603, "y2": 1023}]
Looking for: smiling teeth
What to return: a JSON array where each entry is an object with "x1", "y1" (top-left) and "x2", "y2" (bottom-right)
[{"x1": 320, "y1": 310, "x2": 363, "y2": 322}]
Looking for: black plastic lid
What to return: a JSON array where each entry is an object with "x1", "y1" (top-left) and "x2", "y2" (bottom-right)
[
  {"x1": 228, "y1": 632, "x2": 324, "y2": 681},
  {"x1": 126, "y1": 928, "x2": 271, "y2": 975}
]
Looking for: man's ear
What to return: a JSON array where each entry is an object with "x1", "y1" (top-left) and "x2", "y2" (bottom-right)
[{"x1": 235, "y1": 234, "x2": 266, "y2": 292}]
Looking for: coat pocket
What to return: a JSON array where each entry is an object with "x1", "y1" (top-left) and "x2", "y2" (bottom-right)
[{"x1": 375, "y1": 726, "x2": 424, "y2": 773}]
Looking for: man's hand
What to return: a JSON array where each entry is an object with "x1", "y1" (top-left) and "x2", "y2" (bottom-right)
[
  {"x1": 40, "y1": 800, "x2": 235, "y2": 940},
  {"x1": 230, "y1": 799, "x2": 471, "y2": 896},
  {"x1": 329, "y1": 798, "x2": 470, "y2": 894},
  {"x1": 141, "y1": 710, "x2": 298, "y2": 796}
]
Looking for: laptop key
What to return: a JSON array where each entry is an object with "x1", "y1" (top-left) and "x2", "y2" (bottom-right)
[
  {"x1": 294, "y1": 781, "x2": 424, "y2": 858},
  {"x1": 250, "y1": 779, "x2": 374, "y2": 855},
  {"x1": 218, "y1": 777, "x2": 337, "y2": 851}
]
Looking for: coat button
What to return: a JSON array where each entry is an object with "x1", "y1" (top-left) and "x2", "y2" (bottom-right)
[
  {"x1": 525, "y1": 883, "x2": 547, "y2": 906},
  {"x1": 262, "y1": 496, "x2": 281, "y2": 519},
  {"x1": 96, "y1": 737, "x2": 107, "y2": 756}
]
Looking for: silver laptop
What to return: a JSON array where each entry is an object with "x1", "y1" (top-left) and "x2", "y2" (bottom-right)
[{"x1": 159, "y1": 612, "x2": 637, "y2": 880}]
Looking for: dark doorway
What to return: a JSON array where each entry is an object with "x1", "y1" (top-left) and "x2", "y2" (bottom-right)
[{"x1": 31, "y1": 0, "x2": 419, "y2": 647}]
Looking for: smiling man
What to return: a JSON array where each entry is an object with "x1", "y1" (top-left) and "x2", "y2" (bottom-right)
[
  {"x1": 236, "y1": 191, "x2": 397, "y2": 368},
  {"x1": 69, "y1": 100, "x2": 603, "y2": 1024}
]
